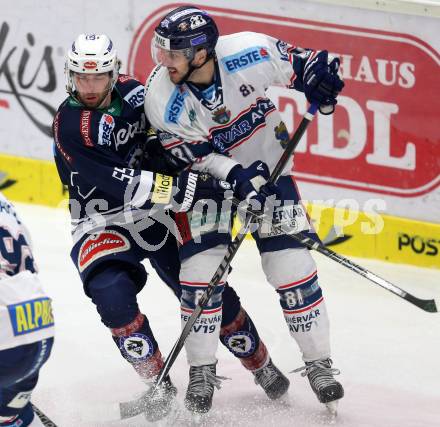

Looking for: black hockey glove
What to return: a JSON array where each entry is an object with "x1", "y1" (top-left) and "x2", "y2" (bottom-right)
[
  {"x1": 226, "y1": 161, "x2": 282, "y2": 211},
  {"x1": 303, "y1": 50, "x2": 344, "y2": 115},
  {"x1": 173, "y1": 170, "x2": 232, "y2": 213},
  {"x1": 139, "y1": 129, "x2": 189, "y2": 176}
]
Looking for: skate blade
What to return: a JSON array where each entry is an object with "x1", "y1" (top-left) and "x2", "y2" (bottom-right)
[
  {"x1": 190, "y1": 411, "x2": 207, "y2": 426},
  {"x1": 324, "y1": 400, "x2": 338, "y2": 423},
  {"x1": 276, "y1": 391, "x2": 291, "y2": 406}
]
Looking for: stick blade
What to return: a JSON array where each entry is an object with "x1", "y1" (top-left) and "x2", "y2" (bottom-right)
[
  {"x1": 420, "y1": 299, "x2": 438, "y2": 313},
  {"x1": 120, "y1": 396, "x2": 146, "y2": 419},
  {"x1": 406, "y1": 294, "x2": 438, "y2": 313}
]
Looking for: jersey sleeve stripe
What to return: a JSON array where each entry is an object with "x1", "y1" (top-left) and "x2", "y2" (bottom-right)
[{"x1": 131, "y1": 171, "x2": 154, "y2": 208}]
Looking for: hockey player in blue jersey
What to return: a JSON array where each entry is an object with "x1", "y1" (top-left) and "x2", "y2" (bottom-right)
[
  {"x1": 144, "y1": 5, "x2": 345, "y2": 415},
  {"x1": 0, "y1": 193, "x2": 55, "y2": 427},
  {"x1": 53, "y1": 33, "x2": 290, "y2": 421}
]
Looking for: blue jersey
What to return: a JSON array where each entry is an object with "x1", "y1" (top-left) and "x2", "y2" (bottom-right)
[{"x1": 53, "y1": 75, "x2": 175, "y2": 243}]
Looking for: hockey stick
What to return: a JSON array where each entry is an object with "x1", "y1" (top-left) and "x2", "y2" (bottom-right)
[
  {"x1": 119, "y1": 103, "x2": 319, "y2": 419},
  {"x1": 31, "y1": 404, "x2": 58, "y2": 427},
  {"x1": 232, "y1": 203, "x2": 438, "y2": 313}
]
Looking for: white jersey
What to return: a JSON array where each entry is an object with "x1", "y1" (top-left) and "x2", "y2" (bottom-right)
[
  {"x1": 0, "y1": 193, "x2": 54, "y2": 351},
  {"x1": 145, "y1": 31, "x2": 311, "y2": 179}
]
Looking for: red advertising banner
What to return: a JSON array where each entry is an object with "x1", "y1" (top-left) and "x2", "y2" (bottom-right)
[{"x1": 128, "y1": 4, "x2": 440, "y2": 197}]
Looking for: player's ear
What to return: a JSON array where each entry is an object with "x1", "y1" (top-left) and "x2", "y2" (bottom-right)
[{"x1": 193, "y1": 48, "x2": 208, "y2": 66}]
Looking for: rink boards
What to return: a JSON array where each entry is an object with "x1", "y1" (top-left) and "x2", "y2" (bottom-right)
[{"x1": 1, "y1": 153, "x2": 438, "y2": 269}]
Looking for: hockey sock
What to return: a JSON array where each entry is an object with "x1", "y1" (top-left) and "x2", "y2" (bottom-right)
[
  {"x1": 111, "y1": 312, "x2": 163, "y2": 380},
  {"x1": 220, "y1": 307, "x2": 269, "y2": 371}
]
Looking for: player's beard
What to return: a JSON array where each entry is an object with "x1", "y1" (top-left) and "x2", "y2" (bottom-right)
[
  {"x1": 78, "y1": 83, "x2": 112, "y2": 109},
  {"x1": 168, "y1": 60, "x2": 197, "y2": 85},
  {"x1": 167, "y1": 67, "x2": 186, "y2": 85}
]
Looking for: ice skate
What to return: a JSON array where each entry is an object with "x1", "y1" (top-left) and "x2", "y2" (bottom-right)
[
  {"x1": 293, "y1": 358, "x2": 344, "y2": 409},
  {"x1": 253, "y1": 358, "x2": 290, "y2": 400},
  {"x1": 184, "y1": 363, "x2": 226, "y2": 415}
]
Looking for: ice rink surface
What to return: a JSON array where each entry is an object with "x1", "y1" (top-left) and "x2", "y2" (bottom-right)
[{"x1": 16, "y1": 202, "x2": 440, "y2": 427}]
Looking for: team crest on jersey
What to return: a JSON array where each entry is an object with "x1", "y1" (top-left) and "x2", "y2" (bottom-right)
[
  {"x1": 275, "y1": 121, "x2": 289, "y2": 148},
  {"x1": 224, "y1": 331, "x2": 256, "y2": 357},
  {"x1": 119, "y1": 333, "x2": 153, "y2": 363},
  {"x1": 211, "y1": 106, "x2": 231, "y2": 124},
  {"x1": 78, "y1": 231, "x2": 130, "y2": 272},
  {"x1": 98, "y1": 114, "x2": 115, "y2": 146},
  {"x1": 189, "y1": 109, "x2": 196, "y2": 124},
  {"x1": 276, "y1": 40, "x2": 290, "y2": 61}
]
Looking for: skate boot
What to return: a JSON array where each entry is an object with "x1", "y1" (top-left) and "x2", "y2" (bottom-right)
[
  {"x1": 253, "y1": 358, "x2": 290, "y2": 400},
  {"x1": 142, "y1": 375, "x2": 177, "y2": 422},
  {"x1": 293, "y1": 358, "x2": 344, "y2": 404},
  {"x1": 184, "y1": 363, "x2": 225, "y2": 414}
]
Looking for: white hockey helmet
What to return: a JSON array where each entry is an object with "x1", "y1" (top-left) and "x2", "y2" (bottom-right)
[{"x1": 65, "y1": 33, "x2": 120, "y2": 94}]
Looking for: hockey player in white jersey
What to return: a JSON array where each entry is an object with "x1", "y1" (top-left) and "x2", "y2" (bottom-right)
[
  {"x1": 0, "y1": 193, "x2": 54, "y2": 427},
  {"x1": 144, "y1": 5, "x2": 345, "y2": 415}
]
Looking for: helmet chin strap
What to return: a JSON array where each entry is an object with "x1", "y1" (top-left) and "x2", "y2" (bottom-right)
[{"x1": 178, "y1": 52, "x2": 214, "y2": 85}]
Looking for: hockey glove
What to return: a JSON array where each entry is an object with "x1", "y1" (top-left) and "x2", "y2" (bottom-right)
[
  {"x1": 226, "y1": 161, "x2": 282, "y2": 210},
  {"x1": 173, "y1": 170, "x2": 232, "y2": 213},
  {"x1": 303, "y1": 50, "x2": 344, "y2": 115},
  {"x1": 138, "y1": 129, "x2": 190, "y2": 176}
]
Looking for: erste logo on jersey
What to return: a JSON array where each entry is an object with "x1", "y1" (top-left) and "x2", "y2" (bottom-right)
[
  {"x1": 165, "y1": 86, "x2": 188, "y2": 124},
  {"x1": 78, "y1": 231, "x2": 130, "y2": 272},
  {"x1": 98, "y1": 114, "x2": 115, "y2": 146},
  {"x1": 123, "y1": 84, "x2": 145, "y2": 108},
  {"x1": 221, "y1": 46, "x2": 270, "y2": 74}
]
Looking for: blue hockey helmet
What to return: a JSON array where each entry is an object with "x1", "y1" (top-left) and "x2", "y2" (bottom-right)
[{"x1": 152, "y1": 6, "x2": 219, "y2": 66}]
